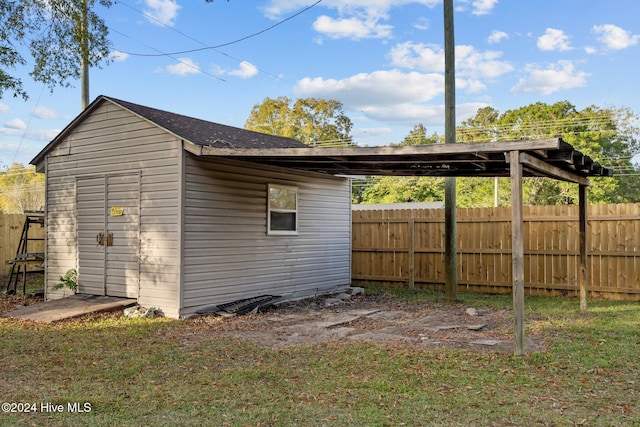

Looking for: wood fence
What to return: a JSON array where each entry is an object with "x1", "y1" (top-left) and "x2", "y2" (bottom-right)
[
  {"x1": 352, "y1": 203, "x2": 640, "y2": 300},
  {"x1": 2, "y1": 207, "x2": 638, "y2": 300},
  {"x1": 0, "y1": 214, "x2": 45, "y2": 277}
]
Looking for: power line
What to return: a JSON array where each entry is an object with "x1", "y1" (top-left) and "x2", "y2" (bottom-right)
[
  {"x1": 396, "y1": 116, "x2": 633, "y2": 146},
  {"x1": 456, "y1": 119, "x2": 618, "y2": 137},
  {"x1": 109, "y1": 27, "x2": 225, "y2": 82},
  {"x1": 115, "y1": 0, "x2": 323, "y2": 57},
  {"x1": 12, "y1": 84, "x2": 46, "y2": 165},
  {"x1": 0, "y1": 167, "x2": 43, "y2": 174},
  {"x1": 112, "y1": 0, "x2": 319, "y2": 82}
]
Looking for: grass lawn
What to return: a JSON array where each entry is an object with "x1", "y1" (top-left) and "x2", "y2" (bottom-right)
[{"x1": 1, "y1": 288, "x2": 638, "y2": 426}]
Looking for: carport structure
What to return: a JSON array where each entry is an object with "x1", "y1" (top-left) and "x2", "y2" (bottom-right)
[{"x1": 201, "y1": 137, "x2": 613, "y2": 355}]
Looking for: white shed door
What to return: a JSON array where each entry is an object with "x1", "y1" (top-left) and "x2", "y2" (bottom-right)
[{"x1": 77, "y1": 173, "x2": 140, "y2": 298}]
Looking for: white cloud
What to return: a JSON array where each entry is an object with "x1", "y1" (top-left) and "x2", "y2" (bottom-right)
[
  {"x1": 593, "y1": 24, "x2": 639, "y2": 50},
  {"x1": 263, "y1": 1, "x2": 441, "y2": 42},
  {"x1": 388, "y1": 42, "x2": 443, "y2": 72},
  {"x1": 511, "y1": 60, "x2": 588, "y2": 95},
  {"x1": 537, "y1": 28, "x2": 572, "y2": 52},
  {"x1": 413, "y1": 17, "x2": 430, "y2": 31},
  {"x1": 31, "y1": 106, "x2": 59, "y2": 120},
  {"x1": 358, "y1": 102, "x2": 487, "y2": 126},
  {"x1": 0, "y1": 119, "x2": 59, "y2": 140},
  {"x1": 0, "y1": 103, "x2": 10, "y2": 113},
  {"x1": 143, "y1": 0, "x2": 181, "y2": 27},
  {"x1": 388, "y1": 42, "x2": 513, "y2": 79},
  {"x1": 360, "y1": 103, "x2": 443, "y2": 125},
  {"x1": 262, "y1": 0, "x2": 440, "y2": 20},
  {"x1": 457, "y1": 0, "x2": 499, "y2": 16},
  {"x1": 470, "y1": 0, "x2": 499, "y2": 15},
  {"x1": 4, "y1": 118, "x2": 26, "y2": 130},
  {"x1": 313, "y1": 15, "x2": 393, "y2": 40},
  {"x1": 584, "y1": 46, "x2": 597, "y2": 55},
  {"x1": 32, "y1": 129, "x2": 61, "y2": 140},
  {"x1": 163, "y1": 58, "x2": 201, "y2": 76},
  {"x1": 457, "y1": 78, "x2": 486, "y2": 93},
  {"x1": 488, "y1": 30, "x2": 508, "y2": 44},
  {"x1": 265, "y1": 1, "x2": 488, "y2": 41},
  {"x1": 294, "y1": 70, "x2": 444, "y2": 108},
  {"x1": 456, "y1": 45, "x2": 514, "y2": 78},
  {"x1": 111, "y1": 50, "x2": 129, "y2": 62},
  {"x1": 293, "y1": 68, "x2": 489, "y2": 126},
  {"x1": 228, "y1": 61, "x2": 259, "y2": 79}
]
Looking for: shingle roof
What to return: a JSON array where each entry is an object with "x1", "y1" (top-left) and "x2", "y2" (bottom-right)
[
  {"x1": 107, "y1": 96, "x2": 307, "y2": 149},
  {"x1": 30, "y1": 95, "x2": 307, "y2": 167}
]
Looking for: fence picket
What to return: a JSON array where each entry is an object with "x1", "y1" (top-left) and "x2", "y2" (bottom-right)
[
  {"x1": 352, "y1": 203, "x2": 640, "y2": 300},
  {"x1": 0, "y1": 214, "x2": 45, "y2": 277}
]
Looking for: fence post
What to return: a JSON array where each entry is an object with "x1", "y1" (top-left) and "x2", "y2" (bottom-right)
[
  {"x1": 351, "y1": 203, "x2": 640, "y2": 300},
  {"x1": 408, "y1": 218, "x2": 415, "y2": 288}
]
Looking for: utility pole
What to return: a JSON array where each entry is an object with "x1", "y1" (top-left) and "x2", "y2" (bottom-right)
[
  {"x1": 81, "y1": 0, "x2": 90, "y2": 109},
  {"x1": 443, "y1": 0, "x2": 457, "y2": 301}
]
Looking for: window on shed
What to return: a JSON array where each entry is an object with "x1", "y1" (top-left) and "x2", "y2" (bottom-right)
[{"x1": 268, "y1": 184, "x2": 298, "y2": 235}]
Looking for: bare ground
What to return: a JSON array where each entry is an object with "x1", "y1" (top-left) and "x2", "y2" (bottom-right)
[
  {"x1": 161, "y1": 292, "x2": 545, "y2": 353},
  {"x1": 1, "y1": 292, "x2": 545, "y2": 353},
  {"x1": 0, "y1": 294, "x2": 43, "y2": 316}
]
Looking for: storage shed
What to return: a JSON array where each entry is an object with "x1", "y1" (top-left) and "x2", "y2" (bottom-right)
[
  {"x1": 31, "y1": 95, "x2": 612, "y2": 354},
  {"x1": 31, "y1": 96, "x2": 353, "y2": 318}
]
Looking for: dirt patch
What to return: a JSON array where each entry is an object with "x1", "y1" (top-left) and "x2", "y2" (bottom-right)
[
  {"x1": 0, "y1": 294, "x2": 43, "y2": 316},
  {"x1": 162, "y1": 292, "x2": 545, "y2": 353},
  {"x1": 0, "y1": 292, "x2": 544, "y2": 353}
]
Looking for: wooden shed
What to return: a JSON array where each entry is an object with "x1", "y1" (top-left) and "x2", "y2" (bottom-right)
[
  {"x1": 31, "y1": 95, "x2": 612, "y2": 354},
  {"x1": 30, "y1": 96, "x2": 353, "y2": 318}
]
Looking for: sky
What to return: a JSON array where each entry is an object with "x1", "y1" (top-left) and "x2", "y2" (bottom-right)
[{"x1": 1, "y1": 0, "x2": 640, "y2": 167}]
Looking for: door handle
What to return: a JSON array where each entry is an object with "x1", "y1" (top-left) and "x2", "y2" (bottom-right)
[{"x1": 96, "y1": 232, "x2": 113, "y2": 246}]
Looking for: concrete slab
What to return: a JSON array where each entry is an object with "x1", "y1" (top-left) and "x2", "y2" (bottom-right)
[{"x1": 1, "y1": 294, "x2": 137, "y2": 322}]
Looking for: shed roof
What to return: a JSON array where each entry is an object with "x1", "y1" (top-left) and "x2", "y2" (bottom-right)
[
  {"x1": 31, "y1": 96, "x2": 613, "y2": 183},
  {"x1": 30, "y1": 95, "x2": 306, "y2": 166},
  {"x1": 109, "y1": 97, "x2": 306, "y2": 149}
]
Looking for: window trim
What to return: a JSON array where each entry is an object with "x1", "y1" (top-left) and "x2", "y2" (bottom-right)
[{"x1": 267, "y1": 184, "x2": 298, "y2": 235}]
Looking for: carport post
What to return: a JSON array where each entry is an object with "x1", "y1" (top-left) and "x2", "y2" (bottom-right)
[
  {"x1": 510, "y1": 150, "x2": 525, "y2": 356},
  {"x1": 579, "y1": 184, "x2": 588, "y2": 313}
]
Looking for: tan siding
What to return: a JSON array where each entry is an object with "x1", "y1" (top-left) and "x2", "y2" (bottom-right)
[
  {"x1": 38, "y1": 100, "x2": 353, "y2": 318},
  {"x1": 40, "y1": 102, "x2": 181, "y2": 316},
  {"x1": 181, "y1": 155, "x2": 351, "y2": 316}
]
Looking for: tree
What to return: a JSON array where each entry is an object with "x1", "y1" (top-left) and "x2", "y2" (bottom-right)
[
  {"x1": 245, "y1": 96, "x2": 353, "y2": 146},
  {"x1": 357, "y1": 124, "x2": 443, "y2": 204},
  {"x1": 358, "y1": 101, "x2": 640, "y2": 206},
  {"x1": 458, "y1": 106, "x2": 499, "y2": 142},
  {"x1": 0, "y1": 163, "x2": 45, "y2": 213},
  {"x1": 0, "y1": 0, "x2": 112, "y2": 100},
  {"x1": 457, "y1": 101, "x2": 640, "y2": 205},
  {"x1": 359, "y1": 175, "x2": 509, "y2": 208},
  {"x1": 396, "y1": 124, "x2": 441, "y2": 146},
  {"x1": 361, "y1": 176, "x2": 444, "y2": 204}
]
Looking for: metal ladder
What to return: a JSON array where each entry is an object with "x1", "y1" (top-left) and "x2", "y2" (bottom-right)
[{"x1": 5, "y1": 211, "x2": 45, "y2": 295}]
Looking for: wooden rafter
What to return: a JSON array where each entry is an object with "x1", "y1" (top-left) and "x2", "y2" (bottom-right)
[{"x1": 198, "y1": 138, "x2": 612, "y2": 181}]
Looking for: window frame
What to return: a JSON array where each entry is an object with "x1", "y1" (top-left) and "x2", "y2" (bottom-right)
[{"x1": 267, "y1": 183, "x2": 298, "y2": 236}]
